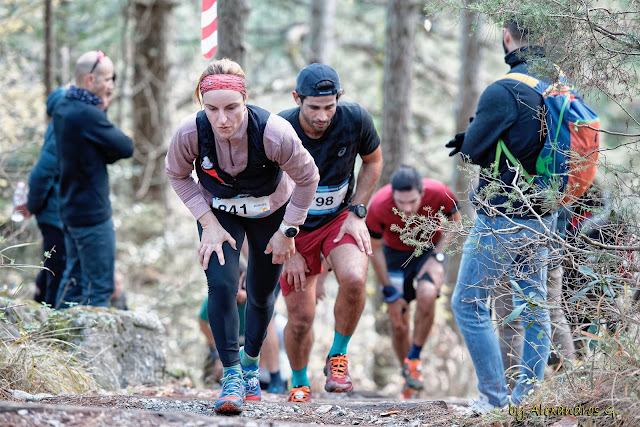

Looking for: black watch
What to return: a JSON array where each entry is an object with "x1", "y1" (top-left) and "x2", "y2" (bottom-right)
[
  {"x1": 349, "y1": 204, "x2": 367, "y2": 219},
  {"x1": 432, "y1": 252, "x2": 445, "y2": 263}
]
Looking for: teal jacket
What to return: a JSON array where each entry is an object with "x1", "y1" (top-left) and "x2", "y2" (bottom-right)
[{"x1": 27, "y1": 87, "x2": 67, "y2": 228}]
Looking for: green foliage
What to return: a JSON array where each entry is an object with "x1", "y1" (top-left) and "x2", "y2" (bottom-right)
[
  {"x1": 390, "y1": 206, "x2": 466, "y2": 257},
  {"x1": 425, "y1": 0, "x2": 640, "y2": 114},
  {"x1": 0, "y1": 1, "x2": 40, "y2": 52},
  {"x1": 503, "y1": 302, "x2": 527, "y2": 325}
]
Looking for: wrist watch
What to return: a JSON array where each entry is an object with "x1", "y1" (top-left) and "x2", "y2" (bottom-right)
[
  {"x1": 349, "y1": 204, "x2": 367, "y2": 219},
  {"x1": 432, "y1": 252, "x2": 445, "y2": 263},
  {"x1": 279, "y1": 222, "x2": 299, "y2": 238}
]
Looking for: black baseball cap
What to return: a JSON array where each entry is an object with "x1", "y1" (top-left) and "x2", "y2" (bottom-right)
[{"x1": 295, "y1": 63, "x2": 341, "y2": 97}]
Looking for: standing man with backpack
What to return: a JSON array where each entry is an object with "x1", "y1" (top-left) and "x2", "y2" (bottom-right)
[
  {"x1": 445, "y1": 20, "x2": 558, "y2": 411},
  {"x1": 278, "y1": 63, "x2": 382, "y2": 403}
]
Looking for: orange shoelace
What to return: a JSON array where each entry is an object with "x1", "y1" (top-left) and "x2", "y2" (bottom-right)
[
  {"x1": 329, "y1": 354, "x2": 349, "y2": 378},
  {"x1": 289, "y1": 386, "x2": 311, "y2": 402}
]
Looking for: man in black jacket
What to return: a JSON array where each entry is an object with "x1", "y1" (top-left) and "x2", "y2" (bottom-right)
[
  {"x1": 446, "y1": 20, "x2": 556, "y2": 411},
  {"x1": 54, "y1": 50, "x2": 133, "y2": 308}
]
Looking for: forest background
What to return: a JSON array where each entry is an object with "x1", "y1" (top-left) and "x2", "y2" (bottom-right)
[{"x1": 1, "y1": 0, "x2": 639, "y2": 410}]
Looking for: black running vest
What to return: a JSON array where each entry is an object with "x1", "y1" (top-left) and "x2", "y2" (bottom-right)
[{"x1": 195, "y1": 105, "x2": 282, "y2": 199}]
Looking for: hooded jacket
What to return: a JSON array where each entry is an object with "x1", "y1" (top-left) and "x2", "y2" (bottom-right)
[{"x1": 27, "y1": 87, "x2": 67, "y2": 228}]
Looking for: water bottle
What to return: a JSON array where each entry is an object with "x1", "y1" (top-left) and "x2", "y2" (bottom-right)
[{"x1": 11, "y1": 181, "x2": 27, "y2": 222}]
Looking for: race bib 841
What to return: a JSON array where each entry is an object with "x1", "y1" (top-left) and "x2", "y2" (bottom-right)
[{"x1": 212, "y1": 194, "x2": 271, "y2": 218}]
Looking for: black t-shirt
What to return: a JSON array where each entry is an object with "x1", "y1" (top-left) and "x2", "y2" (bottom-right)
[{"x1": 279, "y1": 101, "x2": 380, "y2": 230}]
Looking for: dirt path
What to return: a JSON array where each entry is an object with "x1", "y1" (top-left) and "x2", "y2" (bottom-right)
[{"x1": 1, "y1": 387, "x2": 475, "y2": 426}]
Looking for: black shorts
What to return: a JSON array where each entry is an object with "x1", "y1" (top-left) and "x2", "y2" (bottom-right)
[{"x1": 383, "y1": 245, "x2": 433, "y2": 303}]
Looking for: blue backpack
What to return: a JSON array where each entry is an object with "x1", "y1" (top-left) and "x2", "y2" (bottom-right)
[{"x1": 495, "y1": 73, "x2": 600, "y2": 206}]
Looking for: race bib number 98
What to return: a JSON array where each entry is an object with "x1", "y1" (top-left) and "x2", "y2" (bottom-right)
[
  {"x1": 308, "y1": 179, "x2": 349, "y2": 215},
  {"x1": 212, "y1": 194, "x2": 271, "y2": 218}
]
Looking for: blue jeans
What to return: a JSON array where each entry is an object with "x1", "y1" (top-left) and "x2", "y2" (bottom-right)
[
  {"x1": 452, "y1": 213, "x2": 555, "y2": 406},
  {"x1": 56, "y1": 218, "x2": 115, "y2": 308}
]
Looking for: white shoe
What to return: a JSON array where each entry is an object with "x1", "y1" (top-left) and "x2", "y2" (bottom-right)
[{"x1": 467, "y1": 393, "x2": 509, "y2": 414}]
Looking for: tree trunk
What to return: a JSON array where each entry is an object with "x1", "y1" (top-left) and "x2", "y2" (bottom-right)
[
  {"x1": 379, "y1": 0, "x2": 418, "y2": 188},
  {"x1": 56, "y1": 1, "x2": 71, "y2": 87},
  {"x1": 372, "y1": 0, "x2": 418, "y2": 390},
  {"x1": 131, "y1": 0, "x2": 178, "y2": 203},
  {"x1": 216, "y1": 0, "x2": 250, "y2": 67},
  {"x1": 445, "y1": 4, "x2": 484, "y2": 309},
  {"x1": 308, "y1": 0, "x2": 335, "y2": 64},
  {"x1": 44, "y1": 0, "x2": 54, "y2": 96},
  {"x1": 115, "y1": 1, "x2": 132, "y2": 129}
]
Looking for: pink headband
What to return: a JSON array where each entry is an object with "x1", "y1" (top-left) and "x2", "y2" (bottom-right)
[{"x1": 200, "y1": 74, "x2": 246, "y2": 97}]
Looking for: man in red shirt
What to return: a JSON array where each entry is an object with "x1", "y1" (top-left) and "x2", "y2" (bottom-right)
[{"x1": 366, "y1": 166, "x2": 461, "y2": 397}]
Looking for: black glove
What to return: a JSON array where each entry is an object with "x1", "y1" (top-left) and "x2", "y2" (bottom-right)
[
  {"x1": 446, "y1": 132, "x2": 465, "y2": 157},
  {"x1": 447, "y1": 118, "x2": 473, "y2": 157}
]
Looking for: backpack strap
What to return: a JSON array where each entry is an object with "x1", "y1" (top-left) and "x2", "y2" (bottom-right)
[
  {"x1": 493, "y1": 73, "x2": 547, "y2": 183},
  {"x1": 502, "y1": 72, "x2": 573, "y2": 144},
  {"x1": 494, "y1": 139, "x2": 534, "y2": 183},
  {"x1": 498, "y1": 73, "x2": 547, "y2": 97},
  {"x1": 499, "y1": 72, "x2": 539, "y2": 88}
]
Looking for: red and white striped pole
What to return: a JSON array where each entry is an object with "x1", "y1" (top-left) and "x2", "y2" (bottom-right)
[{"x1": 201, "y1": 0, "x2": 217, "y2": 59}]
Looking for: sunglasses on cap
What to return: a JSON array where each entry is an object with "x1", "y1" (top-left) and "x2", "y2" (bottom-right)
[{"x1": 89, "y1": 50, "x2": 117, "y2": 82}]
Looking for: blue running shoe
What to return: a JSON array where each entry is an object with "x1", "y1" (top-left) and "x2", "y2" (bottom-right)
[
  {"x1": 242, "y1": 363, "x2": 261, "y2": 401},
  {"x1": 215, "y1": 369, "x2": 245, "y2": 414}
]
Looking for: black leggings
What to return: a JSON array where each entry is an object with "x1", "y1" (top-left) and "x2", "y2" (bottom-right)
[
  {"x1": 35, "y1": 223, "x2": 67, "y2": 306},
  {"x1": 198, "y1": 203, "x2": 286, "y2": 367}
]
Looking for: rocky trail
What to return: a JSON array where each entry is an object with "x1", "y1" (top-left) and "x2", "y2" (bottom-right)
[{"x1": 1, "y1": 386, "x2": 478, "y2": 426}]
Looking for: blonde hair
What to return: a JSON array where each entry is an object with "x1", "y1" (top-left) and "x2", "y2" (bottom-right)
[{"x1": 194, "y1": 58, "x2": 246, "y2": 105}]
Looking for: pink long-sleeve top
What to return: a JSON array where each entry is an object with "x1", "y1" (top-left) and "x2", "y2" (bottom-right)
[{"x1": 165, "y1": 107, "x2": 319, "y2": 226}]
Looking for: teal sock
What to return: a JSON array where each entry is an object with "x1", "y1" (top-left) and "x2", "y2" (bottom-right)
[
  {"x1": 240, "y1": 347, "x2": 259, "y2": 367},
  {"x1": 223, "y1": 364, "x2": 241, "y2": 376},
  {"x1": 291, "y1": 367, "x2": 310, "y2": 388},
  {"x1": 329, "y1": 330, "x2": 351, "y2": 357}
]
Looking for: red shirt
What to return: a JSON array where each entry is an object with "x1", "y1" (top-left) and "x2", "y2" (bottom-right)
[{"x1": 366, "y1": 178, "x2": 458, "y2": 251}]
